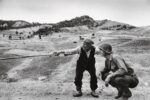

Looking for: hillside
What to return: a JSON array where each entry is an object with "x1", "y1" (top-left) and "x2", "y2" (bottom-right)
[
  {"x1": 36, "y1": 15, "x2": 137, "y2": 35},
  {"x1": 54, "y1": 15, "x2": 136, "y2": 30},
  {"x1": 55, "y1": 15, "x2": 96, "y2": 28},
  {"x1": 0, "y1": 31, "x2": 150, "y2": 100},
  {"x1": 95, "y1": 19, "x2": 136, "y2": 30},
  {"x1": 1, "y1": 15, "x2": 150, "y2": 100},
  {"x1": 0, "y1": 20, "x2": 32, "y2": 30},
  {"x1": 0, "y1": 16, "x2": 138, "y2": 37}
]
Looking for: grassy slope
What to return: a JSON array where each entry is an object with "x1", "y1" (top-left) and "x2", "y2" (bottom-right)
[
  {"x1": 0, "y1": 49, "x2": 22, "y2": 77},
  {"x1": 20, "y1": 56, "x2": 73, "y2": 80}
]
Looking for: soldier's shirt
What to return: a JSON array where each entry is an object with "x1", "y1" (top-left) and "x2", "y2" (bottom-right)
[{"x1": 106, "y1": 54, "x2": 128, "y2": 72}]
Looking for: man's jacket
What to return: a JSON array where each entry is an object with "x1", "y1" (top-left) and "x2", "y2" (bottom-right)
[{"x1": 77, "y1": 46, "x2": 95, "y2": 68}]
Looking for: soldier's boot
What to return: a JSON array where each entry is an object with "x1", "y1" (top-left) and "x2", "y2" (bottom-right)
[
  {"x1": 122, "y1": 88, "x2": 132, "y2": 98},
  {"x1": 115, "y1": 87, "x2": 123, "y2": 99},
  {"x1": 73, "y1": 87, "x2": 82, "y2": 97},
  {"x1": 91, "y1": 90, "x2": 99, "y2": 98}
]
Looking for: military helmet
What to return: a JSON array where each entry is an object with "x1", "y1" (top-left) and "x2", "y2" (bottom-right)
[{"x1": 99, "y1": 43, "x2": 112, "y2": 54}]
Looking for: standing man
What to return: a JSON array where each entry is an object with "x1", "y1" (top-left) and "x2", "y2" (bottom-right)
[
  {"x1": 39, "y1": 33, "x2": 42, "y2": 39},
  {"x1": 99, "y1": 43, "x2": 139, "y2": 100},
  {"x1": 54, "y1": 39, "x2": 99, "y2": 97}
]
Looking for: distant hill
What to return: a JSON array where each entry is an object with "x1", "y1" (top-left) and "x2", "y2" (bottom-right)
[
  {"x1": 0, "y1": 20, "x2": 42, "y2": 30},
  {"x1": 12, "y1": 21, "x2": 30, "y2": 27},
  {"x1": 53, "y1": 15, "x2": 136, "y2": 30},
  {"x1": 55, "y1": 15, "x2": 95, "y2": 28},
  {"x1": 0, "y1": 15, "x2": 137, "y2": 35},
  {"x1": 132, "y1": 26, "x2": 150, "y2": 37},
  {"x1": 42, "y1": 15, "x2": 137, "y2": 34},
  {"x1": 95, "y1": 19, "x2": 136, "y2": 30}
]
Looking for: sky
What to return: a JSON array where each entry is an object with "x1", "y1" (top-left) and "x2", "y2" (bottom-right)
[{"x1": 0, "y1": 0, "x2": 150, "y2": 26}]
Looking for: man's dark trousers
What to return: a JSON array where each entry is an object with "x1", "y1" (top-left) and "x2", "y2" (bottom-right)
[
  {"x1": 74, "y1": 65, "x2": 98, "y2": 91},
  {"x1": 74, "y1": 46, "x2": 98, "y2": 91}
]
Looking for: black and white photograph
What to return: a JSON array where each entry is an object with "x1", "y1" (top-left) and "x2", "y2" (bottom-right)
[{"x1": 0, "y1": 0, "x2": 150, "y2": 100}]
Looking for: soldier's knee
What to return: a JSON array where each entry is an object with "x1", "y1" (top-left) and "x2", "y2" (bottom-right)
[
  {"x1": 114, "y1": 77, "x2": 124, "y2": 83},
  {"x1": 129, "y1": 76, "x2": 139, "y2": 88}
]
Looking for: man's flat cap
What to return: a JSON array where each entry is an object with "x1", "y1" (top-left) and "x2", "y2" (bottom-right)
[{"x1": 84, "y1": 39, "x2": 94, "y2": 45}]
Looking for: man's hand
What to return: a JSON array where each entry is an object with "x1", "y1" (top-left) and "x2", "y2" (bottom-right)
[
  {"x1": 49, "y1": 53, "x2": 54, "y2": 57},
  {"x1": 52, "y1": 52, "x2": 60, "y2": 56}
]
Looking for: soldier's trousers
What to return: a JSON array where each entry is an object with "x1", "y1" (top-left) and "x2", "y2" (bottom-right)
[
  {"x1": 74, "y1": 66, "x2": 98, "y2": 91},
  {"x1": 103, "y1": 73, "x2": 139, "y2": 97},
  {"x1": 109, "y1": 75, "x2": 139, "y2": 88}
]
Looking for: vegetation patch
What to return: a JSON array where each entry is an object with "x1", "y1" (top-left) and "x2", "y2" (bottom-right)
[{"x1": 20, "y1": 56, "x2": 73, "y2": 80}]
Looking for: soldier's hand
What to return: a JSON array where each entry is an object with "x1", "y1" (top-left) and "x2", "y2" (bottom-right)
[
  {"x1": 104, "y1": 74, "x2": 112, "y2": 87},
  {"x1": 64, "y1": 53, "x2": 69, "y2": 56},
  {"x1": 97, "y1": 73, "x2": 101, "y2": 80},
  {"x1": 105, "y1": 82, "x2": 109, "y2": 87}
]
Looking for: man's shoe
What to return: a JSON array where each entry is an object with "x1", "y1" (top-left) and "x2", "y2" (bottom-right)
[
  {"x1": 73, "y1": 91, "x2": 82, "y2": 97},
  {"x1": 115, "y1": 94, "x2": 122, "y2": 99},
  {"x1": 91, "y1": 91, "x2": 99, "y2": 98}
]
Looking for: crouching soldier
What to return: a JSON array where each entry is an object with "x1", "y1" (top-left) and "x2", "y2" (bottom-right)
[
  {"x1": 98, "y1": 43, "x2": 139, "y2": 99},
  {"x1": 53, "y1": 39, "x2": 99, "y2": 98}
]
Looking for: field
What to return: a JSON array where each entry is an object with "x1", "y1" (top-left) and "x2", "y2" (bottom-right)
[{"x1": 0, "y1": 28, "x2": 150, "y2": 100}]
